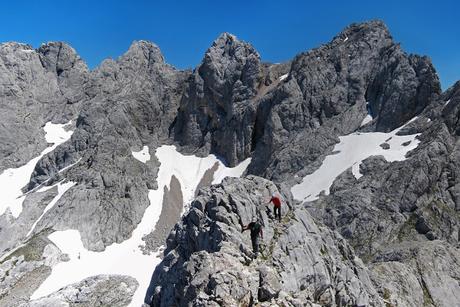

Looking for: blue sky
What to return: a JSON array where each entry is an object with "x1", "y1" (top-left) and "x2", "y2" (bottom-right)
[{"x1": 1, "y1": 0, "x2": 458, "y2": 89}]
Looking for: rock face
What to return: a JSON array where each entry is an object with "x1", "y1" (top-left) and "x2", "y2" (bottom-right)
[
  {"x1": 23, "y1": 40, "x2": 189, "y2": 251},
  {"x1": 248, "y1": 20, "x2": 441, "y2": 182},
  {"x1": 302, "y1": 82, "x2": 460, "y2": 305},
  {"x1": 172, "y1": 33, "x2": 268, "y2": 166},
  {"x1": 0, "y1": 19, "x2": 458, "y2": 307},
  {"x1": 0, "y1": 233, "x2": 62, "y2": 307},
  {"x1": 0, "y1": 42, "x2": 88, "y2": 172}
]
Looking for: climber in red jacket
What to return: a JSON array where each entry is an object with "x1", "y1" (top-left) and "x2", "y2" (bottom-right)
[{"x1": 268, "y1": 193, "x2": 282, "y2": 222}]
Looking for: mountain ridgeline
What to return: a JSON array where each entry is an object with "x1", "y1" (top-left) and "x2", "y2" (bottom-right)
[{"x1": 0, "y1": 20, "x2": 459, "y2": 307}]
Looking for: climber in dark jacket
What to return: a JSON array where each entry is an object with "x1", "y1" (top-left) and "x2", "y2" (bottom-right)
[{"x1": 242, "y1": 221, "x2": 263, "y2": 257}]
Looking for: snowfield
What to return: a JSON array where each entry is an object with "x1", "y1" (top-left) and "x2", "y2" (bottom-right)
[
  {"x1": 291, "y1": 118, "x2": 421, "y2": 202},
  {"x1": 0, "y1": 121, "x2": 73, "y2": 217},
  {"x1": 31, "y1": 145, "x2": 251, "y2": 307}
]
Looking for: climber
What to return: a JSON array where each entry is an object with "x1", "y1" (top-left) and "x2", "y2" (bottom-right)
[
  {"x1": 242, "y1": 220, "x2": 263, "y2": 257},
  {"x1": 268, "y1": 193, "x2": 282, "y2": 222}
]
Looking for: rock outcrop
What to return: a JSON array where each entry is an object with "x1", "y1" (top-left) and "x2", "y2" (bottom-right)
[{"x1": 26, "y1": 275, "x2": 138, "y2": 307}]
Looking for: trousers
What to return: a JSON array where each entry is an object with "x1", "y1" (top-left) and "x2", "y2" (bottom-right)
[{"x1": 274, "y1": 205, "x2": 281, "y2": 221}]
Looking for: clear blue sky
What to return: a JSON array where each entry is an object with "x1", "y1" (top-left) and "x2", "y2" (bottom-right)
[{"x1": 1, "y1": 0, "x2": 458, "y2": 89}]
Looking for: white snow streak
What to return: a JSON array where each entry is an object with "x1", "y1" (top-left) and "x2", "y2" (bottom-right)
[
  {"x1": 27, "y1": 181, "x2": 76, "y2": 237},
  {"x1": 291, "y1": 119, "x2": 421, "y2": 202},
  {"x1": 279, "y1": 73, "x2": 288, "y2": 81},
  {"x1": 343, "y1": 36, "x2": 349, "y2": 42},
  {"x1": 28, "y1": 158, "x2": 81, "y2": 194},
  {"x1": 0, "y1": 121, "x2": 73, "y2": 217},
  {"x1": 31, "y1": 145, "x2": 251, "y2": 307},
  {"x1": 131, "y1": 146, "x2": 151, "y2": 163}
]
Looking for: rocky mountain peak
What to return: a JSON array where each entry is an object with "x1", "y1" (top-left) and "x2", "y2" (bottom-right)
[
  {"x1": 171, "y1": 32, "x2": 263, "y2": 166},
  {"x1": 37, "y1": 41, "x2": 89, "y2": 75},
  {"x1": 122, "y1": 40, "x2": 165, "y2": 65},
  {"x1": 212, "y1": 32, "x2": 237, "y2": 45},
  {"x1": 335, "y1": 19, "x2": 392, "y2": 44},
  {"x1": 200, "y1": 32, "x2": 261, "y2": 87},
  {"x1": 0, "y1": 42, "x2": 34, "y2": 52}
]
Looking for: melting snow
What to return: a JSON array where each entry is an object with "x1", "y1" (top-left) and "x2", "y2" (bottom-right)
[
  {"x1": 31, "y1": 145, "x2": 251, "y2": 307},
  {"x1": 132, "y1": 146, "x2": 151, "y2": 163},
  {"x1": 291, "y1": 119, "x2": 421, "y2": 202},
  {"x1": 279, "y1": 74, "x2": 288, "y2": 81},
  {"x1": 0, "y1": 121, "x2": 73, "y2": 217}
]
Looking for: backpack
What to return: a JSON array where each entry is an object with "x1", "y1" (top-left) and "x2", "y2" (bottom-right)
[{"x1": 251, "y1": 221, "x2": 262, "y2": 234}]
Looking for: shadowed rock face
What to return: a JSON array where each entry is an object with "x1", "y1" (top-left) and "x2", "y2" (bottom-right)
[{"x1": 0, "y1": 19, "x2": 458, "y2": 307}]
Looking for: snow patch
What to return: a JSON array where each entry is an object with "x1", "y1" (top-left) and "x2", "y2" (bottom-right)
[
  {"x1": 291, "y1": 119, "x2": 421, "y2": 202},
  {"x1": 343, "y1": 36, "x2": 349, "y2": 42},
  {"x1": 212, "y1": 158, "x2": 252, "y2": 185},
  {"x1": 444, "y1": 99, "x2": 451, "y2": 106},
  {"x1": 31, "y1": 145, "x2": 251, "y2": 307},
  {"x1": 0, "y1": 121, "x2": 73, "y2": 217},
  {"x1": 44, "y1": 121, "x2": 73, "y2": 145},
  {"x1": 279, "y1": 74, "x2": 288, "y2": 81},
  {"x1": 360, "y1": 102, "x2": 373, "y2": 127},
  {"x1": 131, "y1": 146, "x2": 151, "y2": 163},
  {"x1": 360, "y1": 115, "x2": 373, "y2": 127}
]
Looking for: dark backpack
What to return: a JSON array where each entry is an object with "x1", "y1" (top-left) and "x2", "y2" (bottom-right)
[{"x1": 251, "y1": 221, "x2": 262, "y2": 234}]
